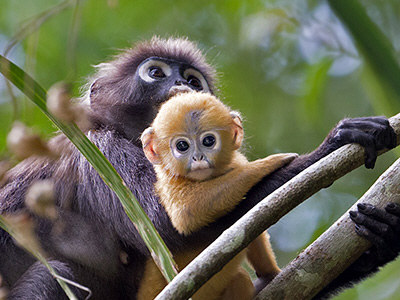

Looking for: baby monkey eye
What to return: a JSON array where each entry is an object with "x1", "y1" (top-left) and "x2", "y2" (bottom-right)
[
  {"x1": 149, "y1": 66, "x2": 166, "y2": 78},
  {"x1": 187, "y1": 75, "x2": 202, "y2": 89},
  {"x1": 176, "y1": 140, "x2": 190, "y2": 152},
  {"x1": 202, "y1": 135, "x2": 216, "y2": 147}
]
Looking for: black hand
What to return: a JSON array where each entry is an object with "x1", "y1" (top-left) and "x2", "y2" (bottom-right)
[
  {"x1": 313, "y1": 203, "x2": 400, "y2": 300},
  {"x1": 350, "y1": 202, "x2": 400, "y2": 267},
  {"x1": 328, "y1": 117, "x2": 396, "y2": 169}
]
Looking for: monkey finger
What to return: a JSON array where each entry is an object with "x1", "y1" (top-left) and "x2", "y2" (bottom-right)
[
  {"x1": 383, "y1": 124, "x2": 397, "y2": 150},
  {"x1": 357, "y1": 203, "x2": 400, "y2": 228},
  {"x1": 364, "y1": 146, "x2": 377, "y2": 169},
  {"x1": 350, "y1": 211, "x2": 395, "y2": 238},
  {"x1": 389, "y1": 126, "x2": 398, "y2": 148},
  {"x1": 333, "y1": 129, "x2": 377, "y2": 168},
  {"x1": 385, "y1": 202, "x2": 400, "y2": 217},
  {"x1": 337, "y1": 118, "x2": 387, "y2": 130},
  {"x1": 384, "y1": 203, "x2": 400, "y2": 234},
  {"x1": 375, "y1": 126, "x2": 392, "y2": 150},
  {"x1": 337, "y1": 117, "x2": 395, "y2": 150},
  {"x1": 342, "y1": 116, "x2": 390, "y2": 126}
]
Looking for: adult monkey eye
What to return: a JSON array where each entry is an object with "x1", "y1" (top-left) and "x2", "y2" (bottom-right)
[
  {"x1": 149, "y1": 66, "x2": 165, "y2": 78},
  {"x1": 176, "y1": 140, "x2": 190, "y2": 152},
  {"x1": 202, "y1": 135, "x2": 216, "y2": 147},
  {"x1": 187, "y1": 75, "x2": 202, "y2": 89},
  {"x1": 183, "y1": 68, "x2": 210, "y2": 93}
]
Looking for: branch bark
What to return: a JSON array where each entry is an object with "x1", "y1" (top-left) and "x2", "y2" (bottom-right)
[
  {"x1": 256, "y1": 157, "x2": 400, "y2": 300},
  {"x1": 155, "y1": 113, "x2": 400, "y2": 300}
]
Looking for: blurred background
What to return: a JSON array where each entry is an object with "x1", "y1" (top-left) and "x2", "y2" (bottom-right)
[{"x1": 0, "y1": 0, "x2": 399, "y2": 299}]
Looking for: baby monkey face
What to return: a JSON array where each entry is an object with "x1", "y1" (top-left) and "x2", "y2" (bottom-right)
[
  {"x1": 170, "y1": 129, "x2": 222, "y2": 181},
  {"x1": 141, "y1": 92, "x2": 243, "y2": 181}
]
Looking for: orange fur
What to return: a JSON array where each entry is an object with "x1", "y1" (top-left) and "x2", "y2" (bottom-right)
[
  {"x1": 140, "y1": 92, "x2": 297, "y2": 299},
  {"x1": 137, "y1": 248, "x2": 247, "y2": 300},
  {"x1": 155, "y1": 151, "x2": 295, "y2": 234},
  {"x1": 149, "y1": 92, "x2": 237, "y2": 178}
]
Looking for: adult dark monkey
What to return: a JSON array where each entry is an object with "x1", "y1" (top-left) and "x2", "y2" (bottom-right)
[{"x1": 0, "y1": 37, "x2": 399, "y2": 299}]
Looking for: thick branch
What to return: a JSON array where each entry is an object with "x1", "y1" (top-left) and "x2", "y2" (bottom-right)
[
  {"x1": 155, "y1": 114, "x2": 400, "y2": 300},
  {"x1": 256, "y1": 157, "x2": 400, "y2": 299}
]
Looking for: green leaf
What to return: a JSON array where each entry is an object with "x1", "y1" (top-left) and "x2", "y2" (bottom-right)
[
  {"x1": 300, "y1": 58, "x2": 334, "y2": 125},
  {"x1": 0, "y1": 55, "x2": 178, "y2": 283},
  {"x1": 328, "y1": 0, "x2": 400, "y2": 103}
]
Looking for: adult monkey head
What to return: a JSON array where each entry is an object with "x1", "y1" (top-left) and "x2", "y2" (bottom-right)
[{"x1": 87, "y1": 37, "x2": 216, "y2": 143}]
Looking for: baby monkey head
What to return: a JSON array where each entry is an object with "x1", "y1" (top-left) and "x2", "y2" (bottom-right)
[{"x1": 141, "y1": 92, "x2": 243, "y2": 181}]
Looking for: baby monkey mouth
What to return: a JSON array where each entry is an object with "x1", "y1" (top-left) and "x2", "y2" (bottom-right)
[
  {"x1": 190, "y1": 161, "x2": 210, "y2": 171},
  {"x1": 187, "y1": 161, "x2": 214, "y2": 181}
]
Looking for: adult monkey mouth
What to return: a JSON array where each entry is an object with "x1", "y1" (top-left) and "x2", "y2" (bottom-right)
[
  {"x1": 155, "y1": 85, "x2": 193, "y2": 108},
  {"x1": 168, "y1": 85, "x2": 194, "y2": 98}
]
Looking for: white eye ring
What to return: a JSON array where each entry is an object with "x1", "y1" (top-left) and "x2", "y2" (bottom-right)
[
  {"x1": 183, "y1": 68, "x2": 210, "y2": 92},
  {"x1": 200, "y1": 131, "x2": 220, "y2": 149},
  {"x1": 138, "y1": 60, "x2": 172, "y2": 83},
  {"x1": 171, "y1": 136, "x2": 192, "y2": 155}
]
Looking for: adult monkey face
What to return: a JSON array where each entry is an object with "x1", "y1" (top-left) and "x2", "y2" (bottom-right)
[{"x1": 137, "y1": 57, "x2": 211, "y2": 104}]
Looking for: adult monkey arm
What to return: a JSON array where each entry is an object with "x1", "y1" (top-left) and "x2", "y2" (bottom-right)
[
  {"x1": 219, "y1": 117, "x2": 399, "y2": 297},
  {"x1": 204, "y1": 116, "x2": 396, "y2": 228}
]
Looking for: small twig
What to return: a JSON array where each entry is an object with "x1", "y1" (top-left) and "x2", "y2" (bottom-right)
[{"x1": 54, "y1": 274, "x2": 92, "y2": 300}]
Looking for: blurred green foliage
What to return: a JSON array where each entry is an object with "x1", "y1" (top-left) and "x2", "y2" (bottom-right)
[{"x1": 0, "y1": 0, "x2": 399, "y2": 299}]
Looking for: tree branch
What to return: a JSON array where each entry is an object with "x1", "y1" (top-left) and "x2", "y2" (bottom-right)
[
  {"x1": 256, "y1": 157, "x2": 400, "y2": 300},
  {"x1": 155, "y1": 113, "x2": 400, "y2": 300}
]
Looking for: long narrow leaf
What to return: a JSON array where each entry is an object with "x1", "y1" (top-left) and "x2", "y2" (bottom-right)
[
  {"x1": 301, "y1": 58, "x2": 333, "y2": 125},
  {"x1": 0, "y1": 55, "x2": 178, "y2": 282},
  {"x1": 328, "y1": 0, "x2": 400, "y2": 103}
]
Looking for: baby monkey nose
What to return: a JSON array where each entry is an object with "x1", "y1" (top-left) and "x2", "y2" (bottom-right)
[{"x1": 192, "y1": 154, "x2": 205, "y2": 161}]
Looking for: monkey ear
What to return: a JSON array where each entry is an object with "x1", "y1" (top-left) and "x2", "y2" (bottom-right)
[
  {"x1": 89, "y1": 79, "x2": 101, "y2": 104},
  {"x1": 141, "y1": 127, "x2": 161, "y2": 165},
  {"x1": 230, "y1": 111, "x2": 244, "y2": 149}
]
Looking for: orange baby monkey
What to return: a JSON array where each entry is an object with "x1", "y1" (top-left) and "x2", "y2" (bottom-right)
[{"x1": 140, "y1": 92, "x2": 297, "y2": 300}]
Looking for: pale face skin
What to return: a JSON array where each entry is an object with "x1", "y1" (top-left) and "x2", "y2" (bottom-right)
[{"x1": 170, "y1": 129, "x2": 222, "y2": 181}]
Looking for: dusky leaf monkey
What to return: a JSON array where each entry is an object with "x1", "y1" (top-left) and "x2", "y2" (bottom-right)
[
  {"x1": 0, "y1": 36, "x2": 398, "y2": 299},
  {"x1": 140, "y1": 92, "x2": 297, "y2": 299}
]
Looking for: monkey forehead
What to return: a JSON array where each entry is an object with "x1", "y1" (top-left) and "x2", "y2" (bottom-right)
[
  {"x1": 152, "y1": 92, "x2": 233, "y2": 135},
  {"x1": 138, "y1": 56, "x2": 203, "y2": 71}
]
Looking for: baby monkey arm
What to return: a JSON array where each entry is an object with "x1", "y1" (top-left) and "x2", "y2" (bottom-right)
[{"x1": 161, "y1": 153, "x2": 298, "y2": 235}]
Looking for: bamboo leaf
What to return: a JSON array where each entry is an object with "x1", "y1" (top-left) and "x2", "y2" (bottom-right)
[{"x1": 0, "y1": 55, "x2": 178, "y2": 282}]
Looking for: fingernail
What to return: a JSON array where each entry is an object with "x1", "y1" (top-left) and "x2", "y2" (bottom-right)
[
  {"x1": 358, "y1": 203, "x2": 366, "y2": 211},
  {"x1": 349, "y1": 211, "x2": 357, "y2": 218}
]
